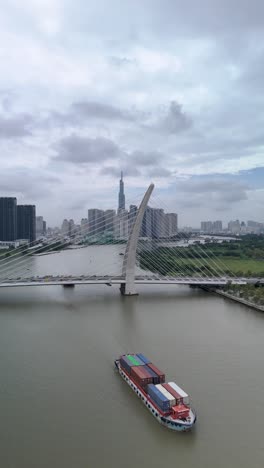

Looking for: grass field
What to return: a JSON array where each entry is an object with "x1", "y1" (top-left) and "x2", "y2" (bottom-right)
[
  {"x1": 172, "y1": 257, "x2": 264, "y2": 275},
  {"x1": 214, "y1": 257, "x2": 264, "y2": 274}
]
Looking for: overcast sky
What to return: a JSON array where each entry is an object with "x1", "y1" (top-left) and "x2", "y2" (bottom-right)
[{"x1": 0, "y1": 0, "x2": 264, "y2": 227}]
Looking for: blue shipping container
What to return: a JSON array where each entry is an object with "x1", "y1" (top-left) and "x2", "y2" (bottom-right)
[
  {"x1": 136, "y1": 353, "x2": 151, "y2": 365},
  {"x1": 143, "y1": 365, "x2": 160, "y2": 384},
  {"x1": 120, "y1": 355, "x2": 134, "y2": 374},
  {"x1": 147, "y1": 384, "x2": 170, "y2": 412}
]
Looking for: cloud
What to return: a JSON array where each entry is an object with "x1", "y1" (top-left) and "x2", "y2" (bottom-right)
[
  {"x1": 0, "y1": 113, "x2": 33, "y2": 139},
  {"x1": 0, "y1": 167, "x2": 60, "y2": 199},
  {"x1": 101, "y1": 165, "x2": 140, "y2": 177},
  {"x1": 54, "y1": 134, "x2": 122, "y2": 164},
  {"x1": 176, "y1": 177, "x2": 249, "y2": 208},
  {"x1": 129, "y1": 150, "x2": 163, "y2": 166},
  {"x1": 158, "y1": 101, "x2": 192, "y2": 134},
  {"x1": 69, "y1": 100, "x2": 136, "y2": 122}
]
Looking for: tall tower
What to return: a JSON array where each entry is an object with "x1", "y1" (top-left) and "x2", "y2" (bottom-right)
[{"x1": 118, "y1": 171, "x2": 125, "y2": 211}]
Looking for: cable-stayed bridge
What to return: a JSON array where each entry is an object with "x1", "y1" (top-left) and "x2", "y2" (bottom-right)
[{"x1": 0, "y1": 184, "x2": 261, "y2": 295}]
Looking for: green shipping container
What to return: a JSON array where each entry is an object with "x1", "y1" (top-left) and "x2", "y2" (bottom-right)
[{"x1": 127, "y1": 355, "x2": 141, "y2": 366}]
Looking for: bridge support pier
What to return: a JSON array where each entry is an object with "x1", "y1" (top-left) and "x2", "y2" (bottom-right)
[{"x1": 121, "y1": 183, "x2": 154, "y2": 296}]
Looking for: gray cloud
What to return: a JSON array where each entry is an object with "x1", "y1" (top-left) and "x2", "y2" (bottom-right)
[
  {"x1": 101, "y1": 165, "x2": 140, "y2": 177},
  {"x1": 129, "y1": 150, "x2": 163, "y2": 166},
  {"x1": 148, "y1": 167, "x2": 172, "y2": 177},
  {"x1": 54, "y1": 134, "x2": 122, "y2": 164},
  {"x1": 158, "y1": 101, "x2": 192, "y2": 134},
  {"x1": 70, "y1": 100, "x2": 136, "y2": 121},
  {"x1": 0, "y1": 113, "x2": 33, "y2": 139},
  {"x1": 0, "y1": 168, "x2": 60, "y2": 199},
  {"x1": 109, "y1": 56, "x2": 136, "y2": 67},
  {"x1": 48, "y1": 100, "x2": 137, "y2": 128},
  {"x1": 176, "y1": 178, "x2": 249, "y2": 207}
]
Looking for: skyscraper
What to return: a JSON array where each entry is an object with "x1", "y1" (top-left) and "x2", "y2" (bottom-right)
[
  {"x1": 17, "y1": 205, "x2": 36, "y2": 243},
  {"x1": 0, "y1": 197, "x2": 17, "y2": 241},
  {"x1": 118, "y1": 171, "x2": 125, "y2": 211},
  {"x1": 88, "y1": 209, "x2": 105, "y2": 235}
]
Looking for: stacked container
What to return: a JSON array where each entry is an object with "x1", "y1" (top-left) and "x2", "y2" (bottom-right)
[
  {"x1": 136, "y1": 353, "x2": 151, "y2": 364},
  {"x1": 143, "y1": 365, "x2": 160, "y2": 384},
  {"x1": 147, "y1": 363, "x2": 165, "y2": 383},
  {"x1": 147, "y1": 384, "x2": 171, "y2": 412},
  {"x1": 131, "y1": 366, "x2": 152, "y2": 387},
  {"x1": 155, "y1": 384, "x2": 176, "y2": 407},
  {"x1": 168, "y1": 382, "x2": 190, "y2": 405},
  {"x1": 162, "y1": 383, "x2": 183, "y2": 405},
  {"x1": 126, "y1": 355, "x2": 145, "y2": 366}
]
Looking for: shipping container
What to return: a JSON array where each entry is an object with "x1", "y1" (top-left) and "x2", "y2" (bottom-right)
[
  {"x1": 147, "y1": 363, "x2": 165, "y2": 383},
  {"x1": 139, "y1": 366, "x2": 153, "y2": 381},
  {"x1": 163, "y1": 383, "x2": 183, "y2": 405},
  {"x1": 127, "y1": 354, "x2": 145, "y2": 366},
  {"x1": 143, "y1": 365, "x2": 160, "y2": 384},
  {"x1": 120, "y1": 355, "x2": 135, "y2": 374},
  {"x1": 147, "y1": 383, "x2": 171, "y2": 412},
  {"x1": 155, "y1": 384, "x2": 176, "y2": 407},
  {"x1": 171, "y1": 404, "x2": 190, "y2": 420},
  {"x1": 131, "y1": 366, "x2": 152, "y2": 387},
  {"x1": 168, "y1": 382, "x2": 190, "y2": 405},
  {"x1": 136, "y1": 353, "x2": 151, "y2": 364}
]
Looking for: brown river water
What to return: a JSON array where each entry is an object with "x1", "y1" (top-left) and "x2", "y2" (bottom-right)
[{"x1": 0, "y1": 246, "x2": 264, "y2": 468}]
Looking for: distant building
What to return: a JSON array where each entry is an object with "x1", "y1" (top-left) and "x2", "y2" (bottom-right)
[
  {"x1": 104, "y1": 210, "x2": 116, "y2": 233},
  {"x1": 0, "y1": 197, "x2": 17, "y2": 241},
  {"x1": 81, "y1": 218, "x2": 88, "y2": 236},
  {"x1": 213, "y1": 220, "x2": 222, "y2": 233},
  {"x1": 36, "y1": 216, "x2": 47, "y2": 237},
  {"x1": 118, "y1": 171, "x2": 125, "y2": 212},
  {"x1": 69, "y1": 219, "x2": 75, "y2": 237},
  {"x1": 88, "y1": 209, "x2": 105, "y2": 235},
  {"x1": 247, "y1": 220, "x2": 264, "y2": 234},
  {"x1": 228, "y1": 220, "x2": 241, "y2": 234},
  {"x1": 201, "y1": 221, "x2": 213, "y2": 233},
  {"x1": 61, "y1": 219, "x2": 70, "y2": 236},
  {"x1": 17, "y1": 205, "x2": 36, "y2": 243},
  {"x1": 129, "y1": 205, "x2": 138, "y2": 233},
  {"x1": 114, "y1": 209, "x2": 128, "y2": 239},
  {"x1": 165, "y1": 213, "x2": 178, "y2": 237}
]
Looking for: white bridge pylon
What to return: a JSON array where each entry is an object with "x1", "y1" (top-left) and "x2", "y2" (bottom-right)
[{"x1": 121, "y1": 183, "x2": 155, "y2": 295}]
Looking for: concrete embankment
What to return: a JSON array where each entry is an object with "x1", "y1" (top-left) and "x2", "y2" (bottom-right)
[{"x1": 201, "y1": 287, "x2": 264, "y2": 312}]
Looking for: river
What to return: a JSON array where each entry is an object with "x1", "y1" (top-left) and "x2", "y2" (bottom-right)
[{"x1": 0, "y1": 246, "x2": 264, "y2": 468}]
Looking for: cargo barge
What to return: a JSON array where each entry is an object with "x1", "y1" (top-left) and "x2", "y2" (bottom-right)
[{"x1": 115, "y1": 354, "x2": 196, "y2": 431}]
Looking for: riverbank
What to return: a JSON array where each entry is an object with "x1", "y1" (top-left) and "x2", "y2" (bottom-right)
[{"x1": 209, "y1": 288, "x2": 264, "y2": 312}]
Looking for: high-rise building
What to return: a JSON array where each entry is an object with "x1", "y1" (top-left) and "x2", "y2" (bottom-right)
[
  {"x1": 17, "y1": 205, "x2": 36, "y2": 243},
  {"x1": 128, "y1": 205, "x2": 137, "y2": 233},
  {"x1": 81, "y1": 218, "x2": 88, "y2": 235},
  {"x1": 88, "y1": 209, "x2": 105, "y2": 235},
  {"x1": 104, "y1": 210, "x2": 116, "y2": 233},
  {"x1": 165, "y1": 213, "x2": 178, "y2": 237},
  {"x1": 0, "y1": 197, "x2": 17, "y2": 241},
  {"x1": 118, "y1": 171, "x2": 125, "y2": 212},
  {"x1": 213, "y1": 220, "x2": 223, "y2": 233},
  {"x1": 228, "y1": 220, "x2": 240, "y2": 234},
  {"x1": 201, "y1": 221, "x2": 213, "y2": 233},
  {"x1": 114, "y1": 210, "x2": 128, "y2": 239},
  {"x1": 61, "y1": 219, "x2": 70, "y2": 236},
  {"x1": 36, "y1": 216, "x2": 47, "y2": 237},
  {"x1": 69, "y1": 219, "x2": 75, "y2": 237}
]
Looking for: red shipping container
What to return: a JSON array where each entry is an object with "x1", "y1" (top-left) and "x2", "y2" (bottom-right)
[
  {"x1": 171, "y1": 405, "x2": 189, "y2": 420},
  {"x1": 162, "y1": 383, "x2": 183, "y2": 405},
  {"x1": 147, "y1": 363, "x2": 165, "y2": 383},
  {"x1": 131, "y1": 366, "x2": 152, "y2": 386}
]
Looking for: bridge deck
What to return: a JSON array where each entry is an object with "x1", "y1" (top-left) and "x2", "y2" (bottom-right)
[{"x1": 0, "y1": 275, "x2": 255, "y2": 288}]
